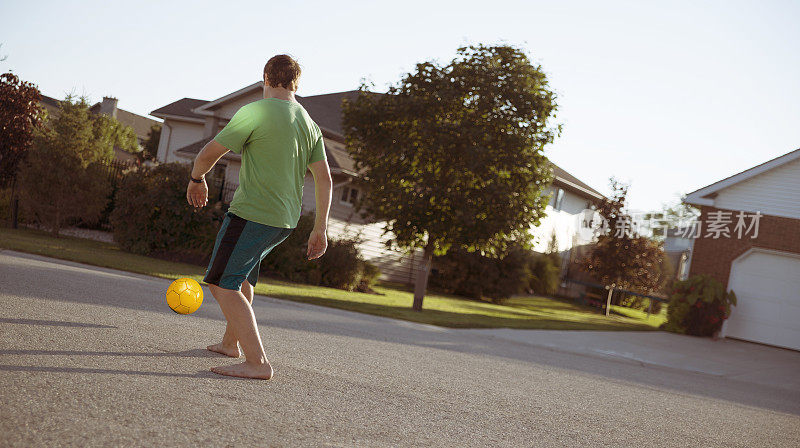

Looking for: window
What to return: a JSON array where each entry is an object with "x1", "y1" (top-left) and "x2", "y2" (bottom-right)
[
  {"x1": 553, "y1": 187, "x2": 565, "y2": 211},
  {"x1": 339, "y1": 186, "x2": 359, "y2": 206}
]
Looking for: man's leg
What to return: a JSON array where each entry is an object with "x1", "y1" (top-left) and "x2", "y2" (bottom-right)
[
  {"x1": 207, "y1": 280, "x2": 253, "y2": 358},
  {"x1": 207, "y1": 283, "x2": 273, "y2": 380}
]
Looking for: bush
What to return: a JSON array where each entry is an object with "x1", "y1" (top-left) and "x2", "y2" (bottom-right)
[
  {"x1": 19, "y1": 143, "x2": 110, "y2": 235},
  {"x1": 110, "y1": 163, "x2": 222, "y2": 256},
  {"x1": 430, "y1": 243, "x2": 558, "y2": 302},
  {"x1": 662, "y1": 274, "x2": 737, "y2": 336},
  {"x1": 319, "y1": 237, "x2": 366, "y2": 291},
  {"x1": 527, "y1": 252, "x2": 561, "y2": 296},
  {"x1": 356, "y1": 260, "x2": 381, "y2": 293},
  {"x1": 262, "y1": 214, "x2": 381, "y2": 292},
  {"x1": 261, "y1": 213, "x2": 322, "y2": 284}
]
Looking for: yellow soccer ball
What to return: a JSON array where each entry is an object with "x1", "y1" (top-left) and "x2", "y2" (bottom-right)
[{"x1": 166, "y1": 278, "x2": 203, "y2": 314}]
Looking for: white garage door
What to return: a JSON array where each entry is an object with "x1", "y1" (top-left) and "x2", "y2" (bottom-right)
[{"x1": 725, "y1": 249, "x2": 800, "y2": 351}]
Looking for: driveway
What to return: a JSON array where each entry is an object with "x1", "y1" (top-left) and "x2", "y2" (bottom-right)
[{"x1": 1, "y1": 250, "x2": 798, "y2": 447}]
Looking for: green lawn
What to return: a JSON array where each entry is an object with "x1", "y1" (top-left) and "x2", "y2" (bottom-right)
[{"x1": 0, "y1": 226, "x2": 663, "y2": 331}]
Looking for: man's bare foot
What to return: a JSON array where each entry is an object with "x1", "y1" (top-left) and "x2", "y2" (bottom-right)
[
  {"x1": 210, "y1": 361, "x2": 274, "y2": 380},
  {"x1": 206, "y1": 343, "x2": 240, "y2": 358}
]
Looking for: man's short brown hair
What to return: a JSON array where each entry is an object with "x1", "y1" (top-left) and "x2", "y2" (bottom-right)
[{"x1": 263, "y1": 55, "x2": 301, "y2": 91}]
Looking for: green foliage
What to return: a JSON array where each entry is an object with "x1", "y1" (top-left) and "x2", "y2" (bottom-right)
[
  {"x1": 318, "y1": 237, "x2": 367, "y2": 291},
  {"x1": 0, "y1": 72, "x2": 44, "y2": 186},
  {"x1": 343, "y1": 44, "x2": 559, "y2": 259},
  {"x1": 18, "y1": 139, "x2": 110, "y2": 235},
  {"x1": 580, "y1": 178, "x2": 668, "y2": 294},
  {"x1": 43, "y1": 95, "x2": 137, "y2": 166},
  {"x1": 140, "y1": 124, "x2": 161, "y2": 162},
  {"x1": 262, "y1": 213, "x2": 381, "y2": 292},
  {"x1": 357, "y1": 260, "x2": 381, "y2": 293},
  {"x1": 431, "y1": 243, "x2": 559, "y2": 302},
  {"x1": 262, "y1": 213, "x2": 322, "y2": 284},
  {"x1": 527, "y1": 252, "x2": 561, "y2": 296},
  {"x1": 110, "y1": 163, "x2": 221, "y2": 255},
  {"x1": 663, "y1": 274, "x2": 737, "y2": 336},
  {"x1": 343, "y1": 44, "x2": 561, "y2": 310}
]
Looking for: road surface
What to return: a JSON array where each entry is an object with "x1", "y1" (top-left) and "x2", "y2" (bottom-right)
[{"x1": 1, "y1": 250, "x2": 798, "y2": 447}]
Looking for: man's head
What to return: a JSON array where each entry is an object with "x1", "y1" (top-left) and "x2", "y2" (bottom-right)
[{"x1": 263, "y1": 55, "x2": 301, "y2": 92}]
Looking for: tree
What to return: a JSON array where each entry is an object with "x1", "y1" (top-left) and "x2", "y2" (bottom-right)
[
  {"x1": 139, "y1": 123, "x2": 161, "y2": 162},
  {"x1": 16, "y1": 95, "x2": 130, "y2": 235},
  {"x1": 343, "y1": 44, "x2": 560, "y2": 311},
  {"x1": 0, "y1": 72, "x2": 45, "y2": 227},
  {"x1": 579, "y1": 179, "x2": 667, "y2": 294},
  {"x1": 46, "y1": 95, "x2": 137, "y2": 165}
]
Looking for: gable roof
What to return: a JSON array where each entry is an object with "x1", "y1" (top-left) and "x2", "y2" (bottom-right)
[
  {"x1": 173, "y1": 135, "x2": 355, "y2": 174},
  {"x1": 150, "y1": 98, "x2": 209, "y2": 121},
  {"x1": 296, "y1": 91, "x2": 361, "y2": 135},
  {"x1": 40, "y1": 94, "x2": 160, "y2": 141},
  {"x1": 550, "y1": 163, "x2": 604, "y2": 201},
  {"x1": 684, "y1": 148, "x2": 800, "y2": 206}
]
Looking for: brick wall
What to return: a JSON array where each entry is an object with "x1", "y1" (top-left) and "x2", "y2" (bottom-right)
[{"x1": 689, "y1": 206, "x2": 800, "y2": 287}]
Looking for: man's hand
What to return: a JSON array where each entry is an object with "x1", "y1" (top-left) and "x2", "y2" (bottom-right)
[
  {"x1": 306, "y1": 228, "x2": 328, "y2": 260},
  {"x1": 187, "y1": 178, "x2": 208, "y2": 208}
]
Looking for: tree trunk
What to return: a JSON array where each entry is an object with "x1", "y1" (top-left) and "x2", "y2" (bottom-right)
[{"x1": 412, "y1": 239, "x2": 434, "y2": 312}]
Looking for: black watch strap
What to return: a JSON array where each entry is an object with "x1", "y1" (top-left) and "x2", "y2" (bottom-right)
[{"x1": 190, "y1": 175, "x2": 204, "y2": 183}]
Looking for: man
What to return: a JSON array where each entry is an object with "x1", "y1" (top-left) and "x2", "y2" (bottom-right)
[{"x1": 186, "y1": 55, "x2": 332, "y2": 380}]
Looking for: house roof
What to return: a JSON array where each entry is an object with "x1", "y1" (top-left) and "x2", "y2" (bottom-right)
[
  {"x1": 684, "y1": 148, "x2": 800, "y2": 206},
  {"x1": 173, "y1": 136, "x2": 355, "y2": 174},
  {"x1": 150, "y1": 98, "x2": 209, "y2": 121},
  {"x1": 296, "y1": 91, "x2": 362, "y2": 136},
  {"x1": 550, "y1": 163, "x2": 604, "y2": 201},
  {"x1": 156, "y1": 85, "x2": 602, "y2": 199}
]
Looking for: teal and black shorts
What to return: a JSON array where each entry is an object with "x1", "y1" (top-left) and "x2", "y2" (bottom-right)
[{"x1": 203, "y1": 212, "x2": 294, "y2": 291}]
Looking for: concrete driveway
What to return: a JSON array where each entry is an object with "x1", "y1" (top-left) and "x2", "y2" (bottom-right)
[{"x1": 1, "y1": 250, "x2": 798, "y2": 447}]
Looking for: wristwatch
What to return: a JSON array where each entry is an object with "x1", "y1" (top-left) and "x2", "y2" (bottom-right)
[{"x1": 190, "y1": 175, "x2": 204, "y2": 183}]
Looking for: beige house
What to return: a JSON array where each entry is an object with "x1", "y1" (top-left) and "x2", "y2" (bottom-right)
[{"x1": 150, "y1": 82, "x2": 604, "y2": 284}]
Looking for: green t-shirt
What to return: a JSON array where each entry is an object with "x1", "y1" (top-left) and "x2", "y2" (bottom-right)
[{"x1": 213, "y1": 98, "x2": 327, "y2": 228}]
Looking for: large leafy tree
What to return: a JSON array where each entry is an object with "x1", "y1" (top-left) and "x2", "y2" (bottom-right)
[
  {"x1": 0, "y1": 72, "x2": 45, "y2": 227},
  {"x1": 17, "y1": 95, "x2": 134, "y2": 235},
  {"x1": 580, "y1": 179, "x2": 668, "y2": 294},
  {"x1": 343, "y1": 44, "x2": 560, "y2": 311}
]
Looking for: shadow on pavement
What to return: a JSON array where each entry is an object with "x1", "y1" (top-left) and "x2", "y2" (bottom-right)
[
  {"x1": 0, "y1": 364, "x2": 230, "y2": 379},
  {"x1": 0, "y1": 348, "x2": 217, "y2": 358},
  {"x1": 0, "y1": 318, "x2": 117, "y2": 329}
]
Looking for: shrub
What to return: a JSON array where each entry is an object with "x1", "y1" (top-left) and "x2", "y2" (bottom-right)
[
  {"x1": 430, "y1": 244, "x2": 557, "y2": 302},
  {"x1": 431, "y1": 248, "x2": 500, "y2": 300},
  {"x1": 18, "y1": 143, "x2": 110, "y2": 235},
  {"x1": 110, "y1": 163, "x2": 222, "y2": 256},
  {"x1": 262, "y1": 215, "x2": 381, "y2": 292},
  {"x1": 261, "y1": 213, "x2": 322, "y2": 284},
  {"x1": 318, "y1": 237, "x2": 365, "y2": 291},
  {"x1": 356, "y1": 260, "x2": 381, "y2": 293},
  {"x1": 663, "y1": 274, "x2": 736, "y2": 336},
  {"x1": 527, "y1": 252, "x2": 561, "y2": 296}
]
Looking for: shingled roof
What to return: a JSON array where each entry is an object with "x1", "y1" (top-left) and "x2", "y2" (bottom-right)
[
  {"x1": 550, "y1": 163, "x2": 604, "y2": 200},
  {"x1": 150, "y1": 98, "x2": 209, "y2": 120}
]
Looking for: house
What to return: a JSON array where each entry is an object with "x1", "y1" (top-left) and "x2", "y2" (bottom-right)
[
  {"x1": 150, "y1": 82, "x2": 605, "y2": 284},
  {"x1": 684, "y1": 148, "x2": 800, "y2": 350},
  {"x1": 40, "y1": 94, "x2": 161, "y2": 162},
  {"x1": 664, "y1": 227, "x2": 694, "y2": 281}
]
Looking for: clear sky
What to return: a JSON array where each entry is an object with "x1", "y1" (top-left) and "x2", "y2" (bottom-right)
[{"x1": 2, "y1": 0, "x2": 798, "y2": 212}]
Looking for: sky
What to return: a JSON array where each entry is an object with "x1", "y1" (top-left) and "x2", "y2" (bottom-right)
[{"x1": 2, "y1": 0, "x2": 798, "y2": 212}]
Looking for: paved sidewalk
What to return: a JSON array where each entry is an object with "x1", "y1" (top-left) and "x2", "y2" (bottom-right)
[{"x1": 461, "y1": 328, "x2": 800, "y2": 392}]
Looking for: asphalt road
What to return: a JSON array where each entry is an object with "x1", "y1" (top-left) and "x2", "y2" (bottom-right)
[{"x1": 1, "y1": 250, "x2": 798, "y2": 447}]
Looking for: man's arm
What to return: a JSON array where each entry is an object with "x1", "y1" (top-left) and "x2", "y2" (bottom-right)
[
  {"x1": 306, "y1": 159, "x2": 332, "y2": 259},
  {"x1": 186, "y1": 139, "x2": 230, "y2": 208}
]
